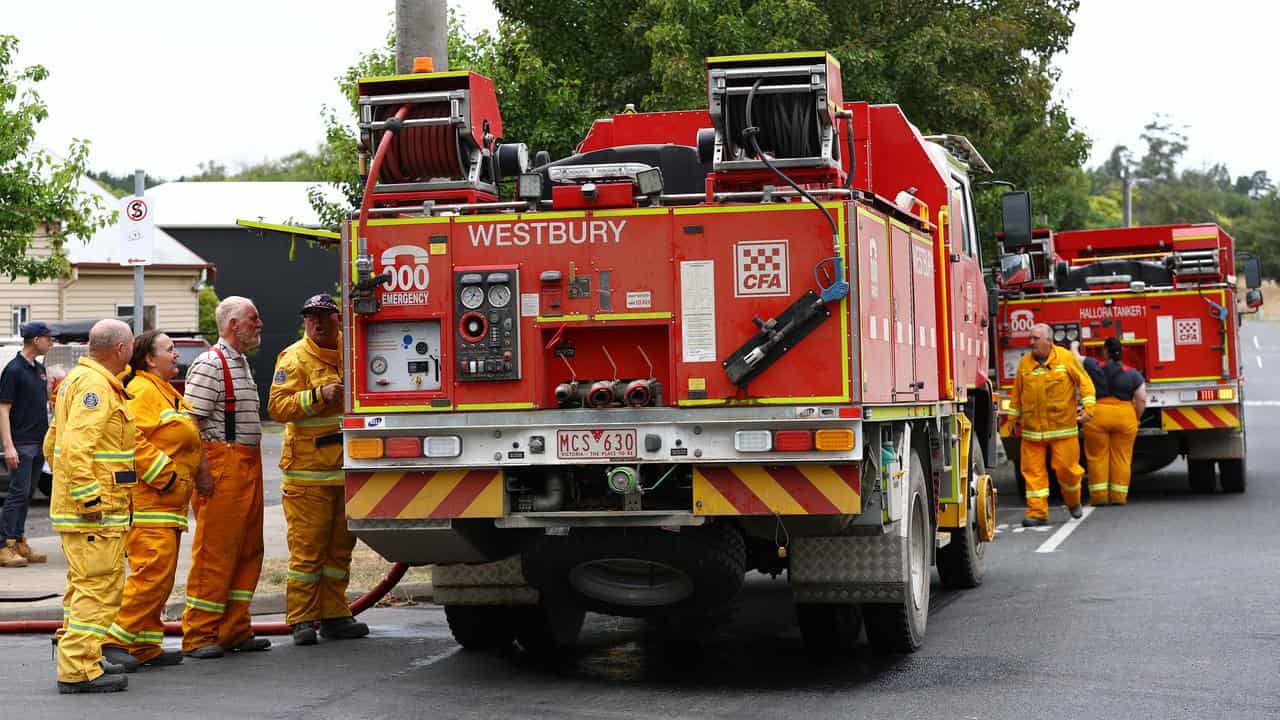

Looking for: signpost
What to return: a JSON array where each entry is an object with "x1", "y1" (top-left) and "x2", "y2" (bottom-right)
[{"x1": 119, "y1": 170, "x2": 154, "y2": 333}]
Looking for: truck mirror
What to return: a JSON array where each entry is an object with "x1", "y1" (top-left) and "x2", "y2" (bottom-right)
[
  {"x1": 999, "y1": 253, "x2": 1033, "y2": 287},
  {"x1": 1000, "y1": 191, "x2": 1033, "y2": 249},
  {"x1": 1246, "y1": 288, "x2": 1264, "y2": 309},
  {"x1": 1245, "y1": 256, "x2": 1262, "y2": 289}
]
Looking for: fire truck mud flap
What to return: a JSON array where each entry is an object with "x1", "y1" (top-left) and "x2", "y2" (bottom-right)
[{"x1": 521, "y1": 523, "x2": 747, "y2": 618}]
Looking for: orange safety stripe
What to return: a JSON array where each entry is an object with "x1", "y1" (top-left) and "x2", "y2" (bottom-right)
[
  {"x1": 692, "y1": 465, "x2": 860, "y2": 516},
  {"x1": 1161, "y1": 405, "x2": 1240, "y2": 431},
  {"x1": 345, "y1": 470, "x2": 503, "y2": 519}
]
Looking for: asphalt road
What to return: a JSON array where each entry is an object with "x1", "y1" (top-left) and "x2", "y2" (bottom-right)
[{"x1": 4, "y1": 322, "x2": 1279, "y2": 717}]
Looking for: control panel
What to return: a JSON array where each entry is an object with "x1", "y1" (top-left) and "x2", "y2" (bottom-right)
[
  {"x1": 454, "y1": 268, "x2": 520, "y2": 381},
  {"x1": 365, "y1": 320, "x2": 443, "y2": 392}
]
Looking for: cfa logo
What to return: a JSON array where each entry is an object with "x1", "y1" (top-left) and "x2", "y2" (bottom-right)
[
  {"x1": 1009, "y1": 309, "x2": 1034, "y2": 336},
  {"x1": 380, "y1": 244, "x2": 430, "y2": 292},
  {"x1": 735, "y1": 240, "x2": 789, "y2": 297}
]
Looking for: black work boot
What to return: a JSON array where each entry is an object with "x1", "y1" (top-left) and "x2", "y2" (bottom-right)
[
  {"x1": 232, "y1": 636, "x2": 271, "y2": 652},
  {"x1": 185, "y1": 645, "x2": 224, "y2": 660},
  {"x1": 142, "y1": 649, "x2": 184, "y2": 667},
  {"x1": 319, "y1": 616, "x2": 370, "y2": 640},
  {"x1": 1067, "y1": 504, "x2": 1083, "y2": 520},
  {"x1": 51, "y1": 638, "x2": 125, "y2": 674},
  {"x1": 101, "y1": 647, "x2": 141, "y2": 673},
  {"x1": 1022, "y1": 516, "x2": 1048, "y2": 528},
  {"x1": 292, "y1": 623, "x2": 318, "y2": 646},
  {"x1": 57, "y1": 674, "x2": 128, "y2": 694}
]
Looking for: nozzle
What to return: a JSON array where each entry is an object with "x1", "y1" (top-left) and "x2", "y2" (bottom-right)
[
  {"x1": 587, "y1": 381, "x2": 615, "y2": 408},
  {"x1": 623, "y1": 379, "x2": 653, "y2": 407}
]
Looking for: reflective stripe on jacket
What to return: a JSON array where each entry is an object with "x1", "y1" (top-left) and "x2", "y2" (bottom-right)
[
  {"x1": 44, "y1": 357, "x2": 135, "y2": 534},
  {"x1": 126, "y1": 370, "x2": 201, "y2": 530},
  {"x1": 1008, "y1": 346, "x2": 1096, "y2": 441},
  {"x1": 268, "y1": 335, "x2": 343, "y2": 487}
]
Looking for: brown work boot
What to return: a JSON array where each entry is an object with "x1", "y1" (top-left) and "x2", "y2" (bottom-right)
[
  {"x1": 0, "y1": 540, "x2": 28, "y2": 568},
  {"x1": 15, "y1": 538, "x2": 46, "y2": 563}
]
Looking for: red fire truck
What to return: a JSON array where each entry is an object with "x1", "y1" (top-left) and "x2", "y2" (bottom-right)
[
  {"x1": 992, "y1": 203, "x2": 1263, "y2": 493},
  {"x1": 339, "y1": 52, "x2": 999, "y2": 655}
]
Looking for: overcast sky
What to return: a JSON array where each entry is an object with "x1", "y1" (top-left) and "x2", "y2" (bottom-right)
[{"x1": 6, "y1": 1, "x2": 1273, "y2": 183}]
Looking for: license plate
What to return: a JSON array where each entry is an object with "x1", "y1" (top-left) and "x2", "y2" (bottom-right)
[{"x1": 556, "y1": 429, "x2": 637, "y2": 459}]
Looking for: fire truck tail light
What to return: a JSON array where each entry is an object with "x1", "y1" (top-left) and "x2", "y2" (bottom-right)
[
  {"x1": 1000, "y1": 398, "x2": 1012, "y2": 411},
  {"x1": 424, "y1": 436, "x2": 463, "y2": 458},
  {"x1": 1197, "y1": 389, "x2": 1216, "y2": 401},
  {"x1": 814, "y1": 428, "x2": 856, "y2": 451},
  {"x1": 773, "y1": 430, "x2": 814, "y2": 452},
  {"x1": 384, "y1": 437, "x2": 423, "y2": 459},
  {"x1": 1218, "y1": 388, "x2": 1235, "y2": 401},
  {"x1": 734, "y1": 430, "x2": 773, "y2": 453},
  {"x1": 348, "y1": 437, "x2": 385, "y2": 459}
]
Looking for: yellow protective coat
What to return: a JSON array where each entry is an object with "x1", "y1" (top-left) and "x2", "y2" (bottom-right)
[
  {"x1": 43, "y1": 357, "x2": 135, "y2": 683},
  {"x1": 104, "y1": 370, "x2": 201, "y2": 662},
  {"x1": 1006, "y1": 346, "x2": 1096, "y2": 520},
  {"x1": 1083, "y1": 397, "x2": 1139, "y2": 505},
  {"x1": 268, "y1": 335, "x2": 355, "y2": 624}
]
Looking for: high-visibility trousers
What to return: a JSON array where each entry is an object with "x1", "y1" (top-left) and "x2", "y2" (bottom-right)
[
  {"x1": 56, "y1": 531, "x2": 126, "y2": 683},
  {"x1": 282, "y1": 484, "x2": 356, "y2": 625},
  {"x1": 1083, "y1": 397, "x2": 1138, "y2": 505},
  {"x1": 1021, "y1": 435, "x2": 1083, "y2": 520},
  {"x1": 182, "y1": 442, "x2": 264, "y2": 652},
  {"x1": 103, "y1": 526, "x2": 181, "y2": 662}
]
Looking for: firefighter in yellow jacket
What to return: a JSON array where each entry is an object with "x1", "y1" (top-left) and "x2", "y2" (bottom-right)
[
  {"x1": 44, "y1": 320, "x2": 135, "y2": 694},
  {"x1": 100, "y1": 331, "x2": 202, "y2": 671},
  {"x1": 268, "y1": 294, "x2": 369, "y2": 646},
  {"x1": 1003, "y1": 323, "x2": 1096, "y2": 527}
]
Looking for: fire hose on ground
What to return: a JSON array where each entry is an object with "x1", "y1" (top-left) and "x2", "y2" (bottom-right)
[{"x1": 0, "y1": 562, "x2": 408, "y2": 635}]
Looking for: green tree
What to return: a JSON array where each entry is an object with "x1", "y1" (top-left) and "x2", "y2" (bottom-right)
[
  {"x1": 0, "y1": 34, "x2": 113, "y2": 282},
  {"x1": 197, "y1": 284, "x2": 220, "y2": 344}
]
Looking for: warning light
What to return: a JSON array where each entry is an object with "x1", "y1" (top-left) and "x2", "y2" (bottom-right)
[{"x1": 412, "y1": 56, "x2": 435, "y2": 73}]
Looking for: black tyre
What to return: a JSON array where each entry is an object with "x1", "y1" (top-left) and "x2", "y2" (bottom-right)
[
  {"x1": 513, "y1": 602, "x2": 585, "y2": 656},
  {"x1": 864, "y1": 446, "x2": 931, "y2": 655},
  {"x1": 796, "y1": 603, "x2": 862, "y2": 657},
  {"x1": 523, "y1": 523, "x2": 746, "y2": 618},
  {"x1": 444, "y1": 605, "x2": 516, "y2": 651},
  {"x1": 937, "y1": 441, "x2": 988, "y2": 590},
  {"x1": 1218, "y1": 458, "x2": 1246, "y2": 493},
  {"x1": 1188, "y1": 459, "x2": 1217, "y2": 493}
]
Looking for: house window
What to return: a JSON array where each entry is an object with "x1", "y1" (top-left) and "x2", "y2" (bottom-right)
[
  {"x1": 10, "y1": 306, "x2": 29, "y2": 336},
  {"x1": 116, "y1": 304, "x2": 158, "y2": 331}
]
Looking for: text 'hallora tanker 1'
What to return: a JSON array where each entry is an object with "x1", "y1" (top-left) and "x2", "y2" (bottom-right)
[{"x1": 336, "y1": 52, "x2": 1000, "y2": 654}]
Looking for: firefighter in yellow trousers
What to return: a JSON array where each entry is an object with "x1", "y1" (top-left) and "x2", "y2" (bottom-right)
[
  {"x1": 44, "y1": 320, "x2": 134, "y2": 694},
  {"x1": 268, "y1": 294, "x2": 369, "y2": 646},
  {"x1": 1078, "y1": 337, "x2": 1147, "y2": 506},
  {"x1": 1003, "y1": 323, "x2": 1096, "y2": 527},
  {"x1": 100, "y1": 331, "x2": 202, "y2": 671}
]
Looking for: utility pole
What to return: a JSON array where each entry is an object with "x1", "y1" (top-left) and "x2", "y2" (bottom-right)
[
  {"x1": 132, "y1": 170, "x2": 145, "y2": 333},
  {"x1": 1122, "y1": 175, "x2": 1150, "y2": 228},
  {"x1": 396, "y1": 0, "x2": 448, "y2": 74}
]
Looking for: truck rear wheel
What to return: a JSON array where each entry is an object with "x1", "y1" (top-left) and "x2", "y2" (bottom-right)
[
  {"x1": 864, "y1": 447, "x2": 931, "y2": 654},
  {"x1": 796, "y1": 603, "x2": 862, "y2": 656},
  {"x1": 1188, "y1": 459, "x2": 1217, "y2": 493},
  {"x1": 937, "y1": 442, "x2": 988, "y2": 590},
  {"x1": 523, "y1": 522, "x2": 746, "y2": 618},
  {"x1": 1218, "y1": 458, "x2": 1246, "y2": 493},
  {"x1": 513, "y1": 602, "x2": 586, "y2": 656},
  {"x1": 444, "y1": 605, "x2": 516, "y2": 651}
]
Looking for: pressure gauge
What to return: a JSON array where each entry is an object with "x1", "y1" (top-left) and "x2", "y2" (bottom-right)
[
  {"x1": 487, "y1": 285, "x2": 512, "y2": 308},
  {"x1": 460, "y1": 285, "x2": 485, "y2": 309},
  {"x1": 370, "y1": 355, "x2": 388, "y2": 375}
]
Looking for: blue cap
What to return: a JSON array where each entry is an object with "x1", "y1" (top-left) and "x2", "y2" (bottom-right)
[
  {"x1": 300, "y1": 293, "x2": 340, "y2": 315},
  {"x1": 20, "y1": 321, "x2": 53, "y2": 339}
]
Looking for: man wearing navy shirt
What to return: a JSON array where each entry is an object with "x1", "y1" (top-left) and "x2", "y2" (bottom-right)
[{"x1": 0, "y1": 321, "x2": 54, "y2": 567}]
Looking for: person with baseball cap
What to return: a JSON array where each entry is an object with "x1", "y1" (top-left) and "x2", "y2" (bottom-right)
[
  {"x1": 0, "y1": 321, "x2": 55, "y2": 568},
  {"x1": 267, "y1": 294, "x2": 368, "y2": 646}
]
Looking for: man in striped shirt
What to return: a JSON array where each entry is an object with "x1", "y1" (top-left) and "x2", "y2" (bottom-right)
[{"x1": 180, "y1": 296, "x2": 272, "y2": 658}]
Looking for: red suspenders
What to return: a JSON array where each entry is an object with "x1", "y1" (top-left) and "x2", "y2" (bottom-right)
[{"x1": 211, "y1": 346, "x2": 237, "y2": 444}]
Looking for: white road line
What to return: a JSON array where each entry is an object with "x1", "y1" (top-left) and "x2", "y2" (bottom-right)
[
  {"x1": 1244, "y1": 400, "x2": 1280, "y2": 406},
  {"x1": 1253, "y1": 335, "x2": 1260, "y2": 350},
  {"x1": 1258, "y1": 355, "x2": 1264, "y2": 369},
  {"x1": 1035, "y1": 505, "x2": 1095, "y2": 553}
]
